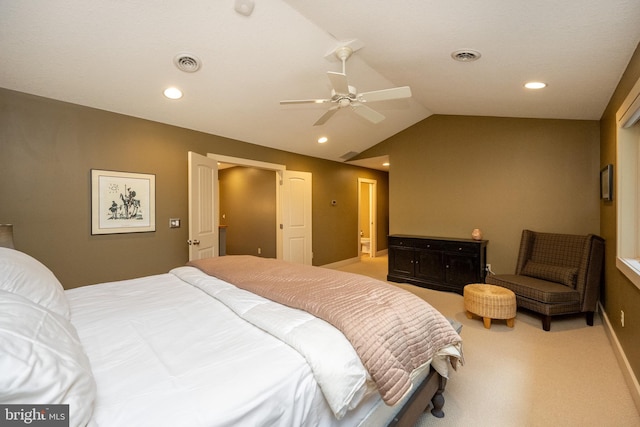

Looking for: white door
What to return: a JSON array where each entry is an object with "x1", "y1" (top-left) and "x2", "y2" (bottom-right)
[
  {"x1": 281, "y1": 170, "x2": 312, "y2": 264},
  {"x1": 188, "y1": 152, "x2": 218, "y2": 261}
]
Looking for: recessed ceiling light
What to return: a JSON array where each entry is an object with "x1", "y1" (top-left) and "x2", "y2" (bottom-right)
[
  {"x1": 524, "y1": 82, "x2": 547, "y2": 89},
  {"x1": 163, "y1": 87, "x2": 183, "y2": 99},
  {"x1": 317, "y1": 136, "x2": 328, "y2": 144}
]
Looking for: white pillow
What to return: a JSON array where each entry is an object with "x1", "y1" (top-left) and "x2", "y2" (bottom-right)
[
  {"x1": 0, "y1": 248, "x2": 70, "y2": 318},
  {"x1": 0, "y1": 290, "x2": 96, "y2": 427}
]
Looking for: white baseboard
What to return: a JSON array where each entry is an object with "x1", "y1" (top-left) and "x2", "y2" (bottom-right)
[{"x1": 599, "y1": 302, "x2": 640, "y2": 414}]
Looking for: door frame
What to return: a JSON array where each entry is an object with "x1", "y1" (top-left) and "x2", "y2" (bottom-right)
[
  {"x1": 207, "y1": 154, "x2": 286, "y2": 259},
  {"x1": 358, "y1": 178, "x2": 377, "y2": 258}
]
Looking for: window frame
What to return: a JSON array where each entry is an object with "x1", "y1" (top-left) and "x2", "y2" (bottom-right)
[{"x1": 615, "y1": 75, "x2": 640, "y2": 291}]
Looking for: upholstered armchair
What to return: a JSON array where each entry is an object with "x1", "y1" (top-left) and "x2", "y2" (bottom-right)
[{"x1": 486, "y1": 230, "x2": 605, "y2": 331}]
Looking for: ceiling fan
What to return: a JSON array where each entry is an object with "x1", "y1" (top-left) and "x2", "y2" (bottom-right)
[{"x1": 280, "y1": 46, "x2": 412, "y2": 126}]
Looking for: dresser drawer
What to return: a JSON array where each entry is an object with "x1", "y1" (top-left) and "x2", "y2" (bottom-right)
[
  {"x1": 416, "y1": 240, "x2": 445, "y2": 251},
  {"x1": 444, "y1": 242, "x2": 479, "y2": 255},
  {"x1": 389, "y1": 236, "x2": 417, "y2": 247}
]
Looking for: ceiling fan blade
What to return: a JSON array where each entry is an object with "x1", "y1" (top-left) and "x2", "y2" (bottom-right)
[
  {"x1": 280, "y1": 98, "x2": 331, "y2": 105},
  {"x1": 357, "y1": 86, "x2": 412, "y2": 103},
  {"x1": 351, "y1": 102, "x2": 385, "y2": 124},
  {"x1": 313, "y1": 106, "x2": 339, "y2": 126},
  {"x1": 327, "y1": 71, "x2": 350, "y2": 95}
]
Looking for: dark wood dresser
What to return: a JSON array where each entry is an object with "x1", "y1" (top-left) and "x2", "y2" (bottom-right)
[{"x1": 387, "y1": 235, "x2": 488, "y2": 294}]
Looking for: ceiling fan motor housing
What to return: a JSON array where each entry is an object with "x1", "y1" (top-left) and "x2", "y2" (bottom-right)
[{"x1": 335, "y1": 46, "x2": 353, "y2": 62}]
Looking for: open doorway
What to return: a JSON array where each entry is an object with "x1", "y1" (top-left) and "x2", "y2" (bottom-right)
[
  {"x1": 218, "y1": 165, "x2": 276, "y2": 257},
  {"x1": 212, "y1": 155, "x2": 283, "y2": 259},
  {"x1": 358, "y1": 178, "x2": 377, "y2": 258},
  {"x1": 199, "y1": 154, "x2": 312, "y2": 265}
]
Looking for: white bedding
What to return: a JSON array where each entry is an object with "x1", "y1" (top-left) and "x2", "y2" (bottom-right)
[
  {"x1": 1, "y1": 248, "x2": 462, "y2": 426},
  {"x1": 170, "y1": 266, "x2": 375, "y2": 418},
  {"x1": 65, "y1": 268, "x2": 384, "y2": 426}
]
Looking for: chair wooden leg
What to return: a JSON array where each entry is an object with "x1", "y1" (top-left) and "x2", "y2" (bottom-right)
[
  {"x1": 586, "y1": 311, "x2": 594, "y2": 326},
  {"x1": 542, "y1": 315, "x2": 551, "y2": 331}
]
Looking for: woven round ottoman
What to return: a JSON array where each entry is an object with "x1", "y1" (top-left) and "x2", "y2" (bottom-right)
[{"x1": 464, "y1": 284, "x2": 516, "y2": 329}]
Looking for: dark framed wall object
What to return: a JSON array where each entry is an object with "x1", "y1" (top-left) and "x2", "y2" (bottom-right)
[{"x1": 600, "y1": 164, "x2": 613, "y2": 201}]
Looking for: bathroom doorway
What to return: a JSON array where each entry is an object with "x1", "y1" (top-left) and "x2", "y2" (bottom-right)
[{"x1": 358, "y1": 178, "x2": 377, "y2": 258}]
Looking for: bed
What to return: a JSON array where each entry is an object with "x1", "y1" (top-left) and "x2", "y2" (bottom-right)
[{"x1": 0, "y1": 248, "x2": 463, "y2": 427}]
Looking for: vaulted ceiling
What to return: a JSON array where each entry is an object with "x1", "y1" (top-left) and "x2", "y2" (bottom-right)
[{"x1": 2, "y1": 1, "x2": 640, "y2": 169}]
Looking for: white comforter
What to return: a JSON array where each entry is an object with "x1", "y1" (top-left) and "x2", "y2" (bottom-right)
[
  {"x1": 171, "y1": 266, "x2": 374, "y2": 418},
  {"x1": 66, "y1": 267, "x2": 381, "y2": 426}
]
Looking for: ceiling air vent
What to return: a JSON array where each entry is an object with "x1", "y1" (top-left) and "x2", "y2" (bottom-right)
[
  {"x1": 174, "y1": 54, "x2": 201, "y2": 73},
  {"x1": 451, "y1": 50, "x2": 481, "y2": 62},
  {"x1": 340, "y1": 151, "x2": 359, "y2": 161}
]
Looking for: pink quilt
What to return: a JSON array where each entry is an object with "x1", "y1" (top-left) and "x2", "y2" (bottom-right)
[{"x1": 188, "y1": 255, "x2": 462, "y2": 406}]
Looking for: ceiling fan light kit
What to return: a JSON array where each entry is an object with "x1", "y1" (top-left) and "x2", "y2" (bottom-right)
[{"x1": 280, "y1": 44, "x2": 412, "y2": 126}]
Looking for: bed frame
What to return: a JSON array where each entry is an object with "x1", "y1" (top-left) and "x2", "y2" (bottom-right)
[{"x1": 388, "y1": 367, "x2": 447, "y2": 426}]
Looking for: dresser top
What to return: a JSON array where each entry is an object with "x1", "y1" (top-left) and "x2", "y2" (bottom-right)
[{"x1": 388, "y1": 234, "x2": 488, "y2": 244}]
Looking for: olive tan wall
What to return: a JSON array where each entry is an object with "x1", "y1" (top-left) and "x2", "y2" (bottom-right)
[
  {"x1": 0, "y1": 88, "x2": 389, "y2": 288},
  {"x1": 599, "y1": 43, "x2": 640, "y2": 389},
  {"x1": 361, "y1": 115, "x2": 601, "y2": 274},
  {"x1": 218, "y1": 166, "x2": 277, "y2": 258}
]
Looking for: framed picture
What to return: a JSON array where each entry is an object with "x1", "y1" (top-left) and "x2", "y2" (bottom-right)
[
  {"x1": 91, "y1": 169, "x2": 156, "y2": 234},
  {"x1": 600, "y1": 164, "x2": 613, "y2": 202}
]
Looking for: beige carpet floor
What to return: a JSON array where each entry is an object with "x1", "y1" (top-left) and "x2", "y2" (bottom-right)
[{"x1": 334, "y1": 255, "x2": 640, "y2": 427}]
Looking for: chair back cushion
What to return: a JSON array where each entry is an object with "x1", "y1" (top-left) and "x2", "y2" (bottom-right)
[
  {"x1": 521, "y1": 261, "x2": 578, "y2": 288},
  {"x1": 516, "y1": 230, "x2": 590, "y2": 289}
]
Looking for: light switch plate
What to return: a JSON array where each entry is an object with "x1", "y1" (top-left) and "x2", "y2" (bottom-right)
[{"x1": 169, "y1": 218, "x2": 181, "y2": 228}]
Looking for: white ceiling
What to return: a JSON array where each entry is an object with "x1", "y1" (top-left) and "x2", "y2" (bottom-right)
[{"x1": 2, "y1": 1, "x2": 640, "y2": 170}]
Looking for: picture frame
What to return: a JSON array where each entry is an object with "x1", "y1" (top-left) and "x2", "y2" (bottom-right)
[
  {"x1": 600, "y1": 164, "x2": 613, "y2": 202},
  {"x1": 91, "y1": 169, "x2": 156, "y2": 234}
]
